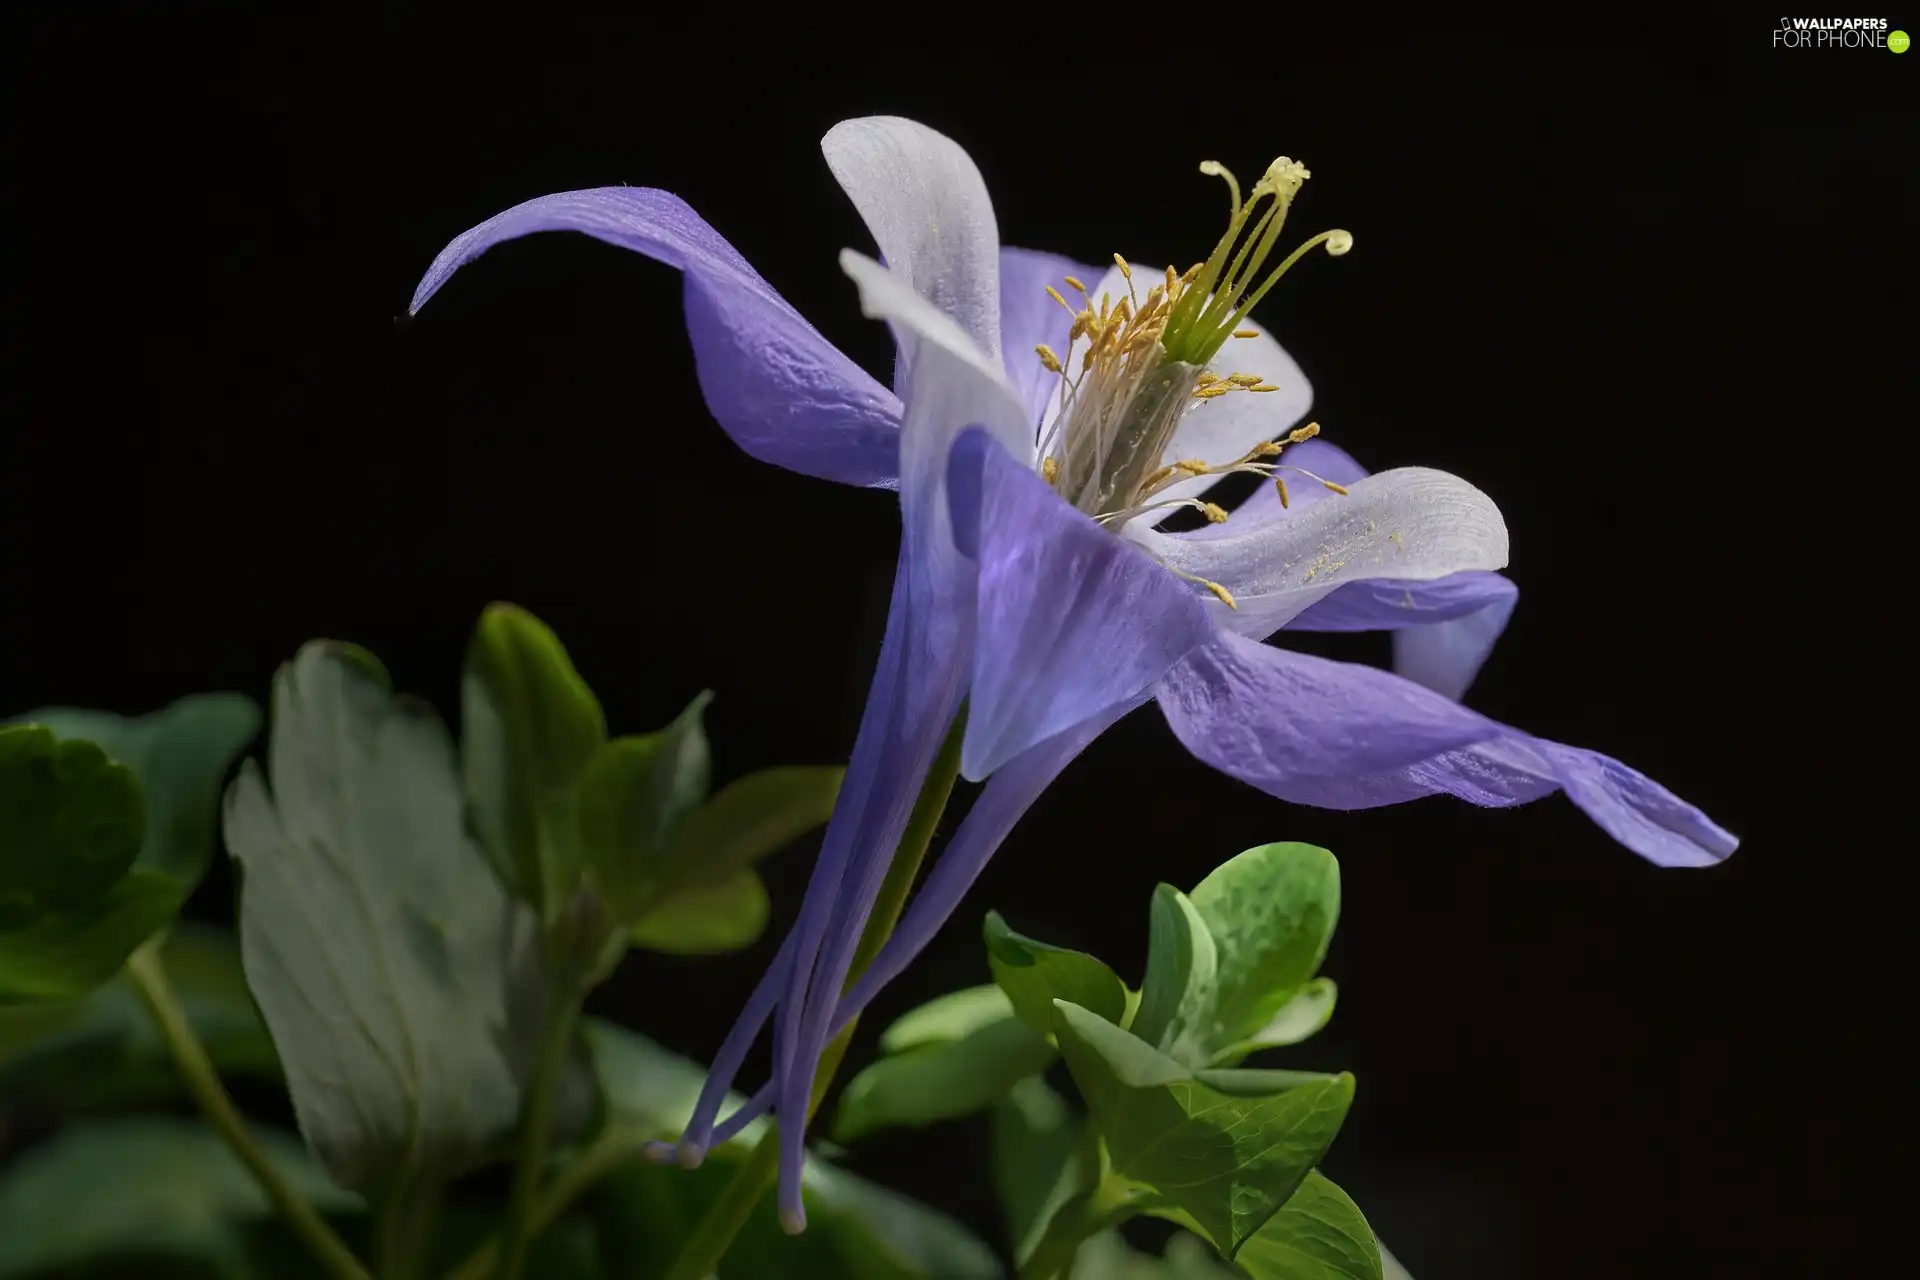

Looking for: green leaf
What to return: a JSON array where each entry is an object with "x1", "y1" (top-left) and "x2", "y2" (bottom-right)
[
  {"x1": 1213, "y1": 978, "x2": 1339, "y2": 1064},
  {"x1": 0, "y1": 870, "x2": 181, "y2": 1003},
  {"x1": 1052, "y1": 999, "x2": 1353, "y2": 1257},
  {"x1": 833, "y1": 1003, "x2": 1056, "y2": 1143},
  {"x1": 984, "y1": 911, "x2": 1127, "y2": 1037},
  {"x1": 991, "y1": 1076, "x2": 1094, "y2": 1265},
  {"x1": 1234, "y1": 1172, "x2": 1383, "y2": 1280},
  {"x1": 0, "y1": 925, "x2": 280, "y2": 1111},
  {"x1": 1130, "y1": 884, "x2": 1218, "y2": 1064},
  {"x1": 665, "y1": 764, "x2": 842, "y2": 887},
  {"x1": 16, "y1": 693, "x2": 261, "y2": 892},
  {"x1": 0, "y1": 725, "x2": 146, "y2": 919},
  {"x1": 575, "y1": 693, "x2": 712, "y2": 921},
  {"x1": 224, "y1": 641, "x2": 594, "y2": 1193},
  {"x1": 628, "y1": 869, "x2": 768, "y2": 955},
  {"x1": 0, "y1": 725, "x2": 169, "y2": 1001},
  {"x1": 461, "y1": 602, "x2": 608, "y2": 917},
  {"x1": 880, "y1": 983, "x2": 1018, "y2": 1055},
  {"x1": 1187, "y1": 842, "x2": 1340, "y2": 1064},
  {"x1": 585, "y1": 1020, "x2": 1000, "y2": 1279},
  {"x1": 0, "y1": 1117, "x2": 358, "y2": 1280}
]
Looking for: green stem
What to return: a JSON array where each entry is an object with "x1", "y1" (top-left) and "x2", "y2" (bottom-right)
[
  {"x1": 126, "y1": 941, "x2": 373, "y2": 1280},
  {"x1": 376, "y1": 1176, "x2": 442, "y2": 1280},
  {"x1": 659, "y1": 711, "x2": 970, "y2": 1280},
  {"x1": 494, "y1": 981, "x2": 585, "y2": 1280}
]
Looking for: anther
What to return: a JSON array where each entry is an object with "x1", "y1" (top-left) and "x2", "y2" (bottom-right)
[
  {"x1": 1202, "y1": 502, "x2": 1230, "y2": 524},
  {"x1": 1232, "y1": 328, "x2": 1261, "y2": 339},
  {"x1": 1193, "y1": 385, "x2": 1231, "y2": 399},
  {"x1": 1275, "y1": 476, "x2": 1291, "y2": 508},
  {"x1": 1113, "y1": 253, "x2": 1132, "y2": 279},
  {"x1": 1250, "y1": 383, "x2": 1282, "y2": 392},
  {"x1": 1042, "y1": 456, "x2": 1059, "y2": 484},
  {"x1": 1227, "y1": 373, "x2": 1264, "y2": 386},
  {"x1": 1045, "y1": 285, "x2": 1074, "y2": 314},
  {"x1": 1064, "y1": 275, "x2": 1088, "y2": 293},
  {"x1": 1035, "y1": 344, "x2": 1062, "y2": 373}
]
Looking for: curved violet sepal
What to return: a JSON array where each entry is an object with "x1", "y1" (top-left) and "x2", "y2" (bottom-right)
[
  {"x1": 768, "y1": 251, "x2": 1032, "y2": 1230},
  {"x1": 1157, "y1": 631, "x2": 1738, "y2": 867},
  {"x1": 947, "y1": 427, "x2": 1213, "y2": 781},
  {"x1": 766, "y1": 550, "x2": 969, "y2": 1229},
  {"x1": 409, "y1": 186, "x2": 903, "y2": 488},
  {"x1": 682, "y1": 704, "x2": 1133, "y2": 1145},
  {"x1": 671, "y1": 927, "x2": 799, "y2": 1162}
]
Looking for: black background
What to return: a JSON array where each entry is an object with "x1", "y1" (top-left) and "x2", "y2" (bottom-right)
[{"x1": 1, "y1": 14, "x2": 1903, "y2": 1279}]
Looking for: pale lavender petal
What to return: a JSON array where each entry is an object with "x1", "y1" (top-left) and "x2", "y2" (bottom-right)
[
  {"x1": 822, "y1": 117, "x2": 1003, "y2": 372},
  {"x1": 999, "y1": 246, "x2": 1100, "y2": 429},
  {"x1": 1124, "y1": 466, "x2": 1510, "y2": 640},
  {"x1": 1184, "y1": 438, "x2": 1372, "y2": 537},
  {"x1": 1191, "y1": 441, "x2": 1517, "y2": 697},
  {"x1": 1157, "y1": 633, "x2": 1738, "y2": 867},
  {"x1": 1292, "y1": 572, "x2": 1520, "y2": 701},
  {"x1": 946, "y1": 428, "x2": 1211, "y2": 780},
  {"x1": 410, "y1": 187, "x2": 901, "y2": 488}
]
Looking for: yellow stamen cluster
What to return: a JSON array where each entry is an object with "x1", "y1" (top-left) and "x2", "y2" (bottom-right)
[{"x1": 1020, "y1": 150, "x2": 1356, "y2": 610}]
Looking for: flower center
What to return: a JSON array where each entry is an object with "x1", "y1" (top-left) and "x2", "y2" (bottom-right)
[{"x1": 1027, "y1": 157, "x2": 1355, "y2": 606}]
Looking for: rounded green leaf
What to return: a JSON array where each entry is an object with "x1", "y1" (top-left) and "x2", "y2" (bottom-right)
[
  {"x1": 1187, "y1": 842, "x2": 1340, "y2": 1057},
  {"x1": 461, "y1": 602, "x2": 608, "y2": 916},
  {"x1": 984, "y1": 910, "x2": 1127, "y2": 1037},
  {"x1": 15, "y1": 693, "x2": 261, "y2": 893},
  {"x1": 628, "y1": 869, "x2": 768, "y2": 955},
  {"x1": 1234, "y1": 1171, "x2": 1384, "y2": 1280},
  {"x1": 879, "y1": 983, "x2": 1015, "y2": 1055},
  {"x1": 1213, "y1": 978, "x2": 1339, "y2": 1066},
  {"x1": 575, "y1": 691, "x2": 712, "y2": 920},
  {"x1": 665, "y1": 763, "x2": 842, "y2": 887},
  {"x1": 833, "y1": 1008, "x2": 1056, "y2": 1143},
  {"x1": 0, "y1": 725, "x2": 146, "y2": 920},
  {"x1": 1131, "y1": 884, "x2": 1219, "y2": 1063}
]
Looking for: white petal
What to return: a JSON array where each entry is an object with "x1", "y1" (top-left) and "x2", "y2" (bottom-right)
[
  {"x1": 822, "y1": 117, "x2": 1002, "y2": 367},
  {"x1": 1124, "y1": 467, "x2": 1510, "y2": 639},
  {"x1": 1052, "y1": 261, "x2": 1312, "y2": 504},
  {"x1": 839, "y1": 251, "x2": 1035, "y2": 491}
]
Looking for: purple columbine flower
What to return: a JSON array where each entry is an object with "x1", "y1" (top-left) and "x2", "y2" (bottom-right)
[{"x1": 411, "y1": 117, "x2": 1736, "y2": 1230}]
